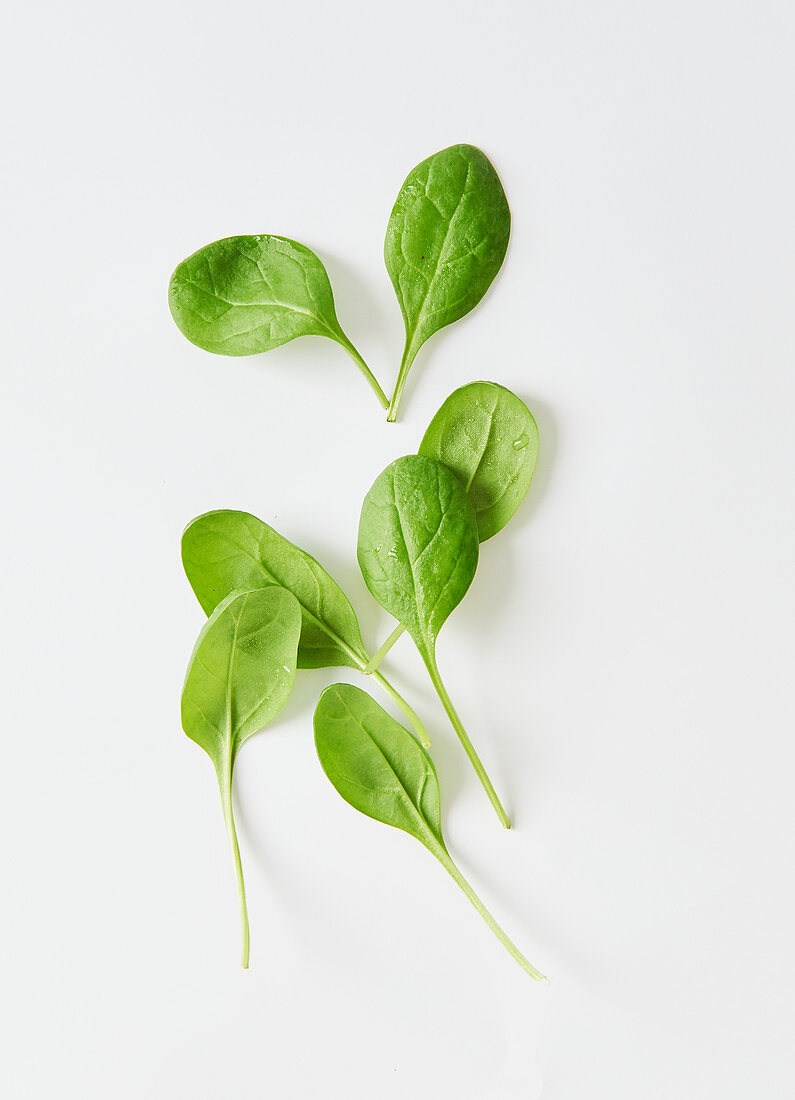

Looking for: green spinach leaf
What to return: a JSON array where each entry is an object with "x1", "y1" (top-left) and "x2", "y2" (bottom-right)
[
  {"x1": 419, "y1": 381, "x2": 539, "y2": 541},
  {"x1": 384, "y1": 145, "x2": 511, "y2": 421},
  {"x1": 181, "y1": 586, "x2": 302, "y2": 967},
  {"x1": 169, "y1": 234, "x2": 389, "y2": 408},
  {"x1": 315, "y1": 684, "x2": 544, "y2": 979},
  {"x1": 357, "y1": 455, "x2": 510, "y2": 827},
  {"x1": 365, "y1": 382, "x2": 539, "y2": 673},
  {"x1": 182, "y1": 509, "x2": 429, "y2": 746}
]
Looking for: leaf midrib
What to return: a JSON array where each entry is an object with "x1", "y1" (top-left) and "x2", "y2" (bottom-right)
[
  {"x1": 333, "y1": 689, "x2": 442, "y2": 851},
  {"x1": 400, "y1": 157, "x2": 474, "y2": 350}
]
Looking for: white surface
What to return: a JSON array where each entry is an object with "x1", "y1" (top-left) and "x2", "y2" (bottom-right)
[{"x1": 2, "y1": 1, "x2": 794, "y2": 1096}]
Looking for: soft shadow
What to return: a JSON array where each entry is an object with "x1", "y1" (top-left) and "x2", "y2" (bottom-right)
[
  {"x1": 447, "y1": 393, "x2": 556, "y2": 815},
  {"x1": 321, "y1": 248, "x2": 391, "y2": 341},
  {"x1": 447, "y1": 841, "x2": 602, "y2": 989}
]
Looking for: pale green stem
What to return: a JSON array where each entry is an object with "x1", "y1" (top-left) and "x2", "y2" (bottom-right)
[
  {"x1": 219, "y1": 760, "x2": 250, "y2": 969},
  {"x1": 336, "y1": 335, "x2": 390, "y2": 409},
  {"x1": 424, "y1": 653, "x2": 511, "y2": 829},
  {"x1": 364, "y1": 622, "x2": 407, "y2": 674},
  {"x1": 371, "y1": 668, "x2": 430, "y2": 748},
  {"x1": 432, "y1": 844, "x2": 545, "y2": 980},
  {"x1": 386, "y1": 337, "x2": 419, "y2": 422}
]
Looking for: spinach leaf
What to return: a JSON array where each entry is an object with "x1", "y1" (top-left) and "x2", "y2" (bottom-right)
[
  {"x1": 314, "y1": 684, "x2": 544, "y2": 979},
  {"x1": 357, "y1": 455, "x2": 510, "y2": 827},
  {"x1": 169, "y1": 234, "x2": 389, "y2": 408},
  {"x1": 419, "y1": 381, "x2": 539, "y2": 541},
  {"x1": 365, "y1": 382, "x2": 539, "y2": 673},
  {"x1": 384, "y1": 145, "x2": 511, "y2": 421},
  {"x1": 182, "y1": 509, "x2": 429, "y2": 746},
  {"x1": 181, "y1": 586, "x2": 302, "y2": 967}
]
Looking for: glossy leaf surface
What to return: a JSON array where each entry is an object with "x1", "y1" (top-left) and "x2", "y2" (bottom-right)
[
  {"x1": 384, "y1": 145, "x2": 510, "y2": 420},
  {"x1": 170, "y1": 234, "x2": 350, "y2": 355},
  {"x1": 182, "y1": 510, "x2": 430, "y2": 745},
  {"x1": 419, "y1": 381, "x2": 539, "y2": 541},
  {"x1": 182, "y1": 510, "x2": 367, "y2": 671},
  {"x1": 181, "y1": 587, "x2": 302, "y2": 769},
  {"x1": 314, "y1": 685, "x2": 544, "y2": 979},
  {"x1": 357, "y1": 455, "x2": 479, "y2": 660},
  {"x1": 314, "y1": 683, "x2": 443, "y2": 851},
  {"x1": 169, "y1": 234, "x2": 388, "y2": 406}
]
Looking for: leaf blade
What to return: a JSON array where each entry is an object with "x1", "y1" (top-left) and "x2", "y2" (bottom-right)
[
  {"x1": 356, "y1": 455, "x2": 479, "y2": 658},
  {"x1": 384, "y1": 145, "x2": 510, "y2": 419},
  {"x1": 169, "y1": 234, "x2": 350, "y2": 356},
  {"x1": 182, "y1": 510, "x2": 367, "y2": 671},
  {"x1": 419, "y1": 381, "x2": 539, "y2": 540},
  {"x1": 181, "y1": 587, "x2": 302, "y2": 769},
  {"x1": 314, "y1": 683, "x2": 444, "y2": 853}
]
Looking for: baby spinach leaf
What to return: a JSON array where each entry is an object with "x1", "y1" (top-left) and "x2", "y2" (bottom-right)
[
  {"x1": 169, "y1": 234, "x2": 389, "y2": 408},
  {"x1": 314, "y1": 684, "x2": 544, "y2": 980},
  {"x1": 419, "y1": 381, "x2": 539, "y2": 541},
  {"x1": 357, "y1": 455, "x2": 479, "y2": 654},
  {"x1": 183, "y1": 509, "x2": 366, "y2": 671},
  {"x1": 181, "y1": 586, "x2": 302, "y2": 967},
  {"x1": 182, "y1": 509, "x2": 429, "y2": 746},
  {"x1": 315, "y1": 683, "x2": 443, "y2": 849},
  {"x1": 365, "y1": 383, "x2": 539, "y2": 673},
  {"x1": 357, "y1": 455, "x2": 510, "y2": 827},
  {"x1": 384, "y1": 144, "x2": 511, "y2": 421}
]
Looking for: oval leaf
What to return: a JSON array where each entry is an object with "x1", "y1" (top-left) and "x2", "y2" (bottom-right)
[
  {"x1": 357, "y1": 455, "x2": 479, "y2": 660},
  {"x1": 169, "y1": 234, "x2": 352, "y2": 356},
  {"x1": 181, "y1": 587, "x2": 302, "y2": 771},
  {"x1": 314, "y1": 683, "x2": 546, "y2": 980},
  {"x1": 384, "y1": 144, "x2": 511, "y2": 420},
  {"x1": 182, "y1": 510, "x2": 367, "y2": 671},
  {"x1": 314, "y1": 683, "x2": 444, "y2": 853},
  {"x1": 419, "y1": 381, "x2": 539, "y2": 541},
  {"x1": 169, "y1": 234, "x2": 388, "y2": 407}
]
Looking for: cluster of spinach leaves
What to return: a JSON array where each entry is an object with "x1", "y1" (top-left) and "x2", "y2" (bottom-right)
[
  {"x1": 180, "y1": 380, "x2": 541, "y2": 975},
  {"x1": 169, "y1": 144, "x2": 510, "y2": 421},
  {"x1": 174, "y1": 145, "x2": 546, "y2": 980}
]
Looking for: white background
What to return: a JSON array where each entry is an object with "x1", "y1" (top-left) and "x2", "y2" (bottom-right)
[{"x1": 2, "y1": 1, "x2": 794, "y2": 1096}]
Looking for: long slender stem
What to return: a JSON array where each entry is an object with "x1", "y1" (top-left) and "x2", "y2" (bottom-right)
[
  {"x1": 424, "y1": 653, "x2": 511, "y2": 828},
  {"x1": 337, "y1": 335, "x2": 390, "y2": 409},
  {"x1": 432, "y1": 844, "x2": 545, "y2": 980},
  {"x1": 386, "y1": 337, "x2": 418, "y2": 422},
  {"x1": 371, "y1": 668, "x2": 430, "y2": 748},
  {"x1": 290, "y1": 601, "x2": 429, "y2": 748},
  {"x1": 364, "y1": 622, "x2": 407, "y2": 674},
  {"x1": 219, "y1": 761, "x2": 250, "y2": 969}
]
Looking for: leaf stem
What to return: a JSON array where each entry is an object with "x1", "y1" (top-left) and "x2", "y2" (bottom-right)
[
  {"x1": 337, "y1": 335, "x2": 390, "y2": 409},
  {"x1": 291, "y1": 602, "x2": 428, "y2": 749},
  {"x1": 370, "y1": 668, "x2": 430, "y2": 748},
  {"x1": 424, "y1": 654, "x2": 511, "y2": 828},
  {"x1": 432, "y1": 845, "x2": 545, "y2": 980},
  {"x1": 219, "y1": 761, "x2": 250, "y2": 969},
  {"x1": 386, "y1": 337, "x2": 418, "y2": 422},
  {"x1": 364, "y1": 622, "x2": 407, "y2": 674}
]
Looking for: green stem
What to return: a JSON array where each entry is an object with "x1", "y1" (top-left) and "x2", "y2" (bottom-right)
[
  {"x1": 371, "y1": 667, "x2": 430, "y2": 748},
  {"x1": 386, "y1": 337, "x2": 419, "y2": 422},
  {"x1": 337, "y1": 335, "x2": 390, "y2": 409},
  {"x1": 219, "y1": 760, "x2": 250, "y2": 969},
  {"x1": 424, "y1": 653, "x2": 511, "y2": 829},
  {"x1": 433, "y1": 844, "x2": 545, "y2": 980},
  {"x1": 364, "y1": 622, "x2": 407, "y2": 674},
  {"x1": 289, "y1": 600, "x2": 428, "y2": 749}
]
